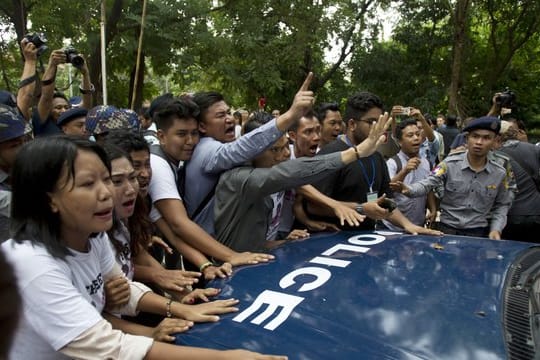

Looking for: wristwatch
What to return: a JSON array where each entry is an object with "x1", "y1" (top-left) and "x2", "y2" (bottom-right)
[
  {"x1": 79, "y1": 83, "x2": 95, "y2": 94},
  {"x1": 355, "y1": 204, "x2": 364, "y2": 215}
]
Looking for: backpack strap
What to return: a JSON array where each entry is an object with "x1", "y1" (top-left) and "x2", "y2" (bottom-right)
[
  {"x1": 190, "y1": 185, "x2": 217, "y2": 220},
  {"x1": 150, "y1": 144, "x2": 185, "y2": 198},
  {"x1": 150, "y1": 144, "x2": 216, "y2": 220},
  {"x1": 391, "y1": 154, "x2": 402, "y2": 174}
]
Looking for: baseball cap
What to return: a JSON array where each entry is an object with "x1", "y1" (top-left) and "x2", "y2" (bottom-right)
[
  {"x1": 0, "y1": 104, "x2": 26, "y2": 143},
  {"x1": 57, "y1": 107, "x2": 88, "y2": 127}
]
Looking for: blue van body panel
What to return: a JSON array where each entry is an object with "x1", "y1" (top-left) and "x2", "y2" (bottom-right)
[{"x1": 176, "y1": 231, "x2": 534, "y2": 359}]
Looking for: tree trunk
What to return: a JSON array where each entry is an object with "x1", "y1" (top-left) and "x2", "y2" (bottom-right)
[
  {"x1": 128, "y1": 50, "x2": 145, "y2": 110},
  {"x1": 10, "y1": 0, "x2": 27, "y2": 42},
  {"x1": 447, "y1": 0, "x2": 471, "y2": 117}
]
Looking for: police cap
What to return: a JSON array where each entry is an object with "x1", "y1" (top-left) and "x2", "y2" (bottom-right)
[{"x1": 463, "y1": 116, "x2": 501, "y2": 134}]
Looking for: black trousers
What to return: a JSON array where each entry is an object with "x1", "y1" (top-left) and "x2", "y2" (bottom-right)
[
  {"x1": 435, "y1": 222, "x2": 489, "y2": 238},
  {"x1": 503, "y1": 222, "x2": 540, "y2": 243}
]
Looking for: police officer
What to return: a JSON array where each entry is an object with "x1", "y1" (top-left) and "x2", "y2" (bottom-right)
[
  {"x1": 0, "y1": 104, "x2": 27, "y2": 241},
  {"x1": 391, "y1": 116, "x2": 513, "y2": 239}
]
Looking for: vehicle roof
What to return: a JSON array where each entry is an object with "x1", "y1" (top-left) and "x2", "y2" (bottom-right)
[{"x1": 176, "y1": 231, "x2": 534, "y2": 359}]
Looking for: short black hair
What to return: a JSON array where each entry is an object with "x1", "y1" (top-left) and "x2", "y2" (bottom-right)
[
  {"x1": 316, "y1": 102, "x2": 340, "y2": 125},
  {"x1": 153, "y1": 96, "x2": 200, "y2": 132},
  {"x1": 148, "y1": 93, "x2": 173, "y2": 119},
  {"x1": 106, "y1": 129, "x2": 149, "y2": 154},
  {"x1": 289, "y1": 109, "x2": 318, "y2": 132},
  {"x1": 192, "y1": 91, "x2": 225, "y2": 123},
  {"x1": 102, "y1": 142, "x2": 131, "y2": 164},
  {"x1": 395, "y1": 119, "x2": 419, "y2": 140},
  {"x1": 10, "y1": 136, "x2": 111, "y2": 259},
  {"x1": 344, "y1": 92, "x2": 383, "y2": 127},
  {"x1": 243, "y1": 111, "x2": 274, "y2": 135},
  {"x1": 446, "y1": 115, "x2": 458, "y2": 127},
  {"x1": 53, "y1": 91, "x2": 68, "y2": 102}
]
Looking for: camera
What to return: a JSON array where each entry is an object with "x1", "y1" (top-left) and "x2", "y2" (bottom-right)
[
  {"x1": 64, "y1": 47, "x2": 84, "y2": 69},
  {"x1": 397, "y1": 107, "x2": 411, "y2": 116},
  {"x1": 496, "y1": 88, "x2": 516, "y2": 108},
  {"x1": 379, "y1": 198, "x2": 397, "y2": 212},
  {"x1": 24, "y1": 33, "x2": 48, "y2": 57}
]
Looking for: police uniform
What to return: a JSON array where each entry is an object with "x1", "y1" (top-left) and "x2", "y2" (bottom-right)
[
  {"x1": 406, "y1": 116, "x2": 513, "y2": 237},
  {"x1": 0, "y1": 104, "x2": 26, "y2": 242}
]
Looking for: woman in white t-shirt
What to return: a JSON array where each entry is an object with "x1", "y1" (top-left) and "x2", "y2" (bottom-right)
[{"x1": 1, "y1": 136, "x2": 286, "y2": 360}]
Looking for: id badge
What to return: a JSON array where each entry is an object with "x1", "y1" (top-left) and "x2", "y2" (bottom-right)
[{"x1": 367, "y1": 191, "x2": 378, "y2": 202}]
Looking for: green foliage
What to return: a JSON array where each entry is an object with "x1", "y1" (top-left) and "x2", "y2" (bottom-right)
[{"x1": 0, "y1": 0, "x2": 539, "y2": 131}]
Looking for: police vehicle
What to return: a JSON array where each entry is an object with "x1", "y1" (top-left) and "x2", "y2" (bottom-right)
[{"x1": 176, "y1": 231, "x2": 539, "y2": 359}]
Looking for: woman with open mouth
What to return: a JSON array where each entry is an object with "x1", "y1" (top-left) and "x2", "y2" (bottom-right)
[
  {"x1": 101, "y1": 142, "x2": 245, "y2": 342},
  {"x1": 2, "y1": 136, "x2": 286, "y2": 360}
]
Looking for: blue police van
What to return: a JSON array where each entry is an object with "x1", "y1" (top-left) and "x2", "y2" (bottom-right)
[{"x1": 176, "y1": 231, "x2": 539, "y2": 359}]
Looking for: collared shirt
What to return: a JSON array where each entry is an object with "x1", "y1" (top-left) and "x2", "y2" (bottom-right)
[
  {"x1": 185, "y1": 118, "x2": 283, "y2": 236},
  {"x1": 419, "y1": 136, "x2": 440, "y2": 169},
  {"x1": 407, "y1": 151, "x2": 513, "y2": 233},
  {"x1": 383, "y1": 151, "x2": 431, "y2": 230},
  {"x1": 277, "y1": 144, "x2": 296, "y2": 234},
  {"x1": 215, "y1": 152, "x2": 344, "y2": 252}
]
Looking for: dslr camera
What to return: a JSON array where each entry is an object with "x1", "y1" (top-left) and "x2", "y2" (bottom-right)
[
  {"x1": 63, "y1": 47, "x2": 85, "y2": 69},
  {"x1": 24, "y1": 33, "x2": 48, "y2": 57},
  {"x1": 496, "y1": 88, "x2": 516, "y2": 108}
]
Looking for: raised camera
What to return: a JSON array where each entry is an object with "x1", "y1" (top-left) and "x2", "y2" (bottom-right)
[
  {"x1": 496, "y1": 88, "x2": 516, "y2": 108},
  {"x1": 24, "y1": 33, "x2": 48, "y2": 57},
  {"x1": 64, "y1": 47, "x2": 84, "y2": 69},
  {"x1": 398, "y1": 107, "x2": 411, "y2": 116}
]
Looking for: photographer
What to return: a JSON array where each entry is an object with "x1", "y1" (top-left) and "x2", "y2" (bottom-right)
[
  {"x1": 392, "y1": 106, "x2": 441, "y2": 168},
  {"x1": 487, "y1": 89, "x2": 516, "y2": 118},
  {"x1": 31, "y1": 47, "x2": 93, "y2": 137},
  {"x1": 497, "y1": 121, "x2": 540, "y2": 241},
  {"x1": 487, "y1": 90, "x2": 530, "y2": 143},
  {"x1": 0, "y1": 38, "x2": 38, "y2": 123},
  {"x1": 16, "y1": 37, "x2": 39, "y2": 121}
]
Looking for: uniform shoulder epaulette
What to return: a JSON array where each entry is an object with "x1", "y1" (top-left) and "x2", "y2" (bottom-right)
[
  {"x1": 489, "y1": 150, "x2": 510, "y2": 162},
  {"x1": 444, "y1": 150, "x2": 466, "y2": 161},
  {"x1": 488, "y1": 151, "x2": 510, "y2": 169}
]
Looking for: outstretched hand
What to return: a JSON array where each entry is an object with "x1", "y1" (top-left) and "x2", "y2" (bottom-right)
[
  {"x1": 104, "y1": 276, "x2": 130, "y2": 310},
  {"x1": 151, "y1": 318, "x2": 193, "y2": 342},
  {"x1": 279, "y1": 72, "x2": 315, "y2": 130},
  {"x1": 179, "y1": 298, "x2": 240, "y2": 322},
  {"x1": 355, "y1": 112, "x2": 392, "y2": 157},
  {"x1": 203, "y1": 262, "x2": 233, "y2": 280},
  {"x1": 181, "y1": 287, "x2": 221, "y2": 304},
  {"x1": 389, "y1": 180, "x2": 411, "y2": 195},
  {"x1": 48, "y1": 49, "x2": 66, "y2": 67},
  {"x1": 227, "y1": 252, "x2": 275, "y2": 267},
  {"x1": 21, "y1": 39, "x2": 38, "y2": 61},
  {"x1": 331, "y1": 201, "x2": 366, "y2": 227}
]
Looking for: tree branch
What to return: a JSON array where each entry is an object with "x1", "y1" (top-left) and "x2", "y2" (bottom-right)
[{"x1": 317, "y1": 0, "x2": 375, "y2": 88}]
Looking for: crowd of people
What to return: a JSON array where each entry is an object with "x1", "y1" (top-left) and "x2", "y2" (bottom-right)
[{"x1": 0, "y1": 38, "x2": 539, "y2": 359}]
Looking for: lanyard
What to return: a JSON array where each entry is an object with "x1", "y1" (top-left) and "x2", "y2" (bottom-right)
[{"x1": 342, "y1": 135, "x2": 376, "y2": 192}]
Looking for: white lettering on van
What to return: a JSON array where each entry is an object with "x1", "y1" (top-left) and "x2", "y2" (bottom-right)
[
  {"x1": 232, "y1": 290, "x2": 304, "y2": 330},
  {"x1": 233, "y1": 233, "x2": 387, "y2": 330}
]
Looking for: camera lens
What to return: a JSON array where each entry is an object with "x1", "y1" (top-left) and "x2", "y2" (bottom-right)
[{"x1": 69, "y1": 54, "x2": 84, "y2": 68}]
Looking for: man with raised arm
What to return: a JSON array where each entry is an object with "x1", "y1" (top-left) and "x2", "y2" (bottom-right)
[{"x1": 184, "y1": 73, "x2": 352, "y2": 236}]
